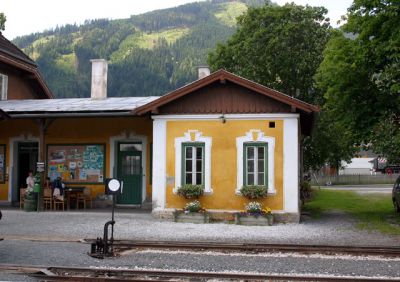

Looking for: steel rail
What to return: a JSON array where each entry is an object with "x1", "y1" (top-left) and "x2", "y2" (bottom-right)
[
  {"x1": 0, "y1": 264, "x2": 398, "y2": 282},
  {"x1": 86, "y1": 239, "x2": 400, "y2": 257}
]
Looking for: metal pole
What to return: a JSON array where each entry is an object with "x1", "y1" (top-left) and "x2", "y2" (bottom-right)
[{"x1": 111, "y1": 194, "x2": 115, "y2": 243}]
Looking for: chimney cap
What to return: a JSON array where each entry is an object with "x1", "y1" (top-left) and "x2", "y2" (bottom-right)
[{"x1": 197, "y1": 65, "x2": 210, "y2": 80}]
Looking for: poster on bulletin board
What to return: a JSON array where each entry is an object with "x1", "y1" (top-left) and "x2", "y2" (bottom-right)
[
  {"x1": 47, "y1": 144, "x2": 105, "y2": 183},
  {"x1": 0, "y1": 145, "x2": 5, "y2": 183}
]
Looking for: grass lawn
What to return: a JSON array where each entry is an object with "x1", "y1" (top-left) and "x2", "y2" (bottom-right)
[{"x1": 303, "y1": 189, "x2": 400, "y2": 235}]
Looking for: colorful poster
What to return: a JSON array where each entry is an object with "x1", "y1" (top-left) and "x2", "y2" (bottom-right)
[{"x1": 47, "y1": 144, "x2": 105, "y2": 183}]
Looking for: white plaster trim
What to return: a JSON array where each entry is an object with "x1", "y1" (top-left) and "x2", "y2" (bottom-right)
[
  {"x1": 8, "y1": 134, "x2": 38, "y2": 203},
  {"x1": 283, "y1": 118, "x2": 299, "y2": 213},
  {"x1": 152, "y1": 113, "x2": 300, "y2": 120},
  {"x1": 236, "y1": 129, "x2": 275, "y2": 194},
  {"x1": 152, "y1": 120, "x2": 167, "y2": 209},
  {"x1": 174, "y1": 130, "x2": 212, "y2": 194},
  {"x1": 109, "y1": 131, "x2": 147, "y2": 203}
]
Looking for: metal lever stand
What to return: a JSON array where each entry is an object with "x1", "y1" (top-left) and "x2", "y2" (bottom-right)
[{"x1": 89, "y1": 194, "x2": 116, "y2": 259}]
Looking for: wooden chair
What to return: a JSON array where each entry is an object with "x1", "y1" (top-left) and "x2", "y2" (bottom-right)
[
  {"x1": 53, "y1": 196, "x2": 66, "y2": 211},
  {"x1": 53, "y1": 188, "x2": 66, "y2": 211},
  {"x1": 19, "y1": 188, "x2": 26, "y2": 209},
  {"x1": 76, "y1": 187, "x2": 93, "y2": 209},
  {"x1": 43, "y1": 188, "x2": 53, "y2": 210}
]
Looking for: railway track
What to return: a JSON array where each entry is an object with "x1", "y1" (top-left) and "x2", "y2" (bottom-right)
[
  {"x1": 0, "y1": 264, "x2": 399, "y2": 281},
  {"x1": 87, "y1": 239, "x2": 400, "y2": 257}
]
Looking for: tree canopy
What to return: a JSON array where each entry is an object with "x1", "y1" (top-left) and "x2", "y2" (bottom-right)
[
  {"x1": 208, "y1": 2, "x2": 331, "y2": 104},
  {"x1": 316, "y1": 0, "x2": 400, "y2": 163},
  {"x1": 0, "y1": 13, "x2": 5, "y2": 31}
]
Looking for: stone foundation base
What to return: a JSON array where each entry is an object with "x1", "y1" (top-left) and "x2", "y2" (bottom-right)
[{"x1": 152, "y1": 208, "x2": 300, "y2": 224}]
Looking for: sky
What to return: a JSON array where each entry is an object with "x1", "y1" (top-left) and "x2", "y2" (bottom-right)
[{"x1": 1, "y1": 0, "x2": 353, "y2": 40}]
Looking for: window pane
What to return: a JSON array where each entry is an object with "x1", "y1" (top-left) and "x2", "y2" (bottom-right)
[
  {"x1": 258, "y1": 160, "x2": 264, "y2": 173},
  {"x1": 258, "y1": 173, "x2": 265, "y2": 185},
  {"x1": 196, "y1": 173, "x2": 202, "y2": 185},
  {"x1": 186, "y1": 160, "x2": 192, "y2": 172},
  {"x1": 247, "y1": 160, "x2": 254, "y2": 172},
  {"x1": 247, "y1": 173, "x2": 254, "y2": 185},
  {"x1": 247, "y1": 147, "x2": 254, "y2": 159},
  {"x1": 185, "y1": 173, "x2": 192, "y2": 184},
  {"x1": 258, "y1": 147, "x2": 264, "y2": 159},
  {"x1": 196, "y1": 147, "x2": 203, "y2": 159},
  {"x1": 186, "y1": 147, "x2": 192, "y2": 159},
  {"x1": 196, "y1": 160, "x2": 202, "y2": 172}
]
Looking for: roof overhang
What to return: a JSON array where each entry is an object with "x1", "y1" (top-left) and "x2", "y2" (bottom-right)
[
  {"x1": 0, "y1": 54, "x2": 54, "y2": 99},
  {"x1": 133, "y1": 69, "x2": 319, "y2": 116}
]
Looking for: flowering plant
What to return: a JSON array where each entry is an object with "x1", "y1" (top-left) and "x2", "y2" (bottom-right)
[
  {"x1": 184, "y1": 200, "x2": 202, "y2": 213},
  {"x1": 240, "y1": 202, "x2": 272, "y2": 217},
  {"x1": 25, "y1": 187, "x2": 34, "y2": 199},
  {"x1": 245, "y1": 201, "x2": 263, "y2": 214}
]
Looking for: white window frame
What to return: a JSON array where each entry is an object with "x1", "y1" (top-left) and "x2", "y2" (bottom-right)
[
  {"x1": 244, "y1": 143, "x2": 268, "y2": 186},
  {"x1": 0, "y1": 74, "x2": 8, "y2": 100},
  {"x1": 174, "y1": 130, "x2": 212, "y2": 194},
  {"x1": 182, "y1": 143, "x2": 204, "y2": 185},
  {"x1": 236, "y1": 129, "x2": 275, "y2": 194}
]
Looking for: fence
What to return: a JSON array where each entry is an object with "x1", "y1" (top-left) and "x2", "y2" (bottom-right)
[{"x1": 311, "y1": 174, "x2": 399, "y2": 186}]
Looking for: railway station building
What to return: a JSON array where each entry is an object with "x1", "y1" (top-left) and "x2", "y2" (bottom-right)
[{"x1": 0, "y1": 33, "x2": 318, "y2": 222}]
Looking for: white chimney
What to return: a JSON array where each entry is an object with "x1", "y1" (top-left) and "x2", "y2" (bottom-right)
[
  {"x1": 197, "y1": 66, "x2": 210, "y2": 79},
  {"x1": 90, "y1": 59, "x2": 108, "y2": 100}
]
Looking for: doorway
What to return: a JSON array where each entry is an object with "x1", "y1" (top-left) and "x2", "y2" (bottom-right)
[
  {"x1": 117, "y1": 142, "x2": 142, "y2": 205},
  {"x1": 16, "y1": 142, "x2": 38, "y2": 202}
]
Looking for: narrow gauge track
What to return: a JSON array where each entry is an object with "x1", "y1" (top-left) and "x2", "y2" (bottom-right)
[
  {"x1": 88, "y1": 239, "x2": 400, "y2": 257},
  {"x1": 1, "y1": 264, "x2": 399, "y2": 282}
]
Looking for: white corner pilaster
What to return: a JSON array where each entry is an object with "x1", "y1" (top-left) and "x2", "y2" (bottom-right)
[
  {"x1": 152, "y1": 119, "x2": 167, "y2": 209},
  {"x1": 283, "y1": 118, "x2": 299, "y2": 213}
]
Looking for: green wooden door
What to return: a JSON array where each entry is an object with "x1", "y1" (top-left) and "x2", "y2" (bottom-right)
[{"x1": 117, "y1": 143, "x2": 142, "y2": 204}]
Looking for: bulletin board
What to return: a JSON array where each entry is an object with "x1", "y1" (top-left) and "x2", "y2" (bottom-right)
[
  {"x1": 47, "y1": 144, "x2": 105, "y2": 183},
  {"x1": 0, "y1": 145, "x2": 5, "y2": 183}
]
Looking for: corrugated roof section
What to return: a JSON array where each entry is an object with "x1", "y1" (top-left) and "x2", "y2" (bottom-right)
[{"x1": 0, "y1": 97, "x2": 160, "y2": 113}]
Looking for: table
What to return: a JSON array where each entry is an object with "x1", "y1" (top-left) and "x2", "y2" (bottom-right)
[{"x1": 64, "y1": 186, "x2": 85, "y2": 210}]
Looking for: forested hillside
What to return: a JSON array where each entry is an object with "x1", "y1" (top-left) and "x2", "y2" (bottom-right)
[{"x1": 13, "y1": 0, "x2": 264, "y2": 98}]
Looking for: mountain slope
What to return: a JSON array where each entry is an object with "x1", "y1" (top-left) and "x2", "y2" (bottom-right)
[{"x1": 13, "y1": 0, "x2": 264, "y2": 98}]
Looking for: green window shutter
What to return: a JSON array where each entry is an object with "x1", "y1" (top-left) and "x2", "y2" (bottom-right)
[
  {"x1": 243, "y1": 142, "x2": 268, "y2": 186},
  {"x1": 182, "y1": 142, "x2": 205, "y2": 185}
]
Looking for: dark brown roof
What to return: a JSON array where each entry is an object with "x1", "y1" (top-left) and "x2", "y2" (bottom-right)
[
  {"x1": 0, "y1": 108, "x2": 10, "y2": 120},
  {"x1": 133, "y1": 69, "x2": 319, "y2": 115},
  {"x1": 0, "y1": 32, "x2": 53, "y2": 99},
  {"x1": 0, "y1": 32, "x2": 36, "y2": 66}
]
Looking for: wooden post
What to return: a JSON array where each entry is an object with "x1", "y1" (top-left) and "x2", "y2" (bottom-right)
[{"x1": 35, "y1": 118, "x2": 54, "y2": 211}]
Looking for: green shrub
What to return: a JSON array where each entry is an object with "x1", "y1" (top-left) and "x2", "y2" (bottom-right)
[
  {"x1": 240, "y1": 185, "x2": 268, "y2": 199},
  {"x1": 176, "y1": 184, "x2": 204, "y2": 199}
]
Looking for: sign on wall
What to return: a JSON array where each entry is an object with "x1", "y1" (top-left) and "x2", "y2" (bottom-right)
[
  {"x1": 47, "y1": 144, "x2": 105, "y2": 183},
  {"x1": 0, "y1": 145, "x2": 5, "y2": 183}
]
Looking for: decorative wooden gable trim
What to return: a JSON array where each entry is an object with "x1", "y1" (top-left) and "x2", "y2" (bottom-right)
[{"x1": 133, "y1": 69, "x2": 319, "y2": 115}]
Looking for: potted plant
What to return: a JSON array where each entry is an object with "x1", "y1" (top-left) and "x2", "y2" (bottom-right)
[
  {"x1": 174, "y1": 184, "x2": 209, "y2": 223},
  {"x1": 234, "y1": 201, "x2": 273, "y2": 226},
  {"x1": 174, "y1": 200, "x2": 210, "y2": 223},
  {"x1": 239, "y1": 185, "x2": 268, "y2": 199},
  {"x1": 24, "y1": 187, "x2": 36, "y2": 212},
  {"x1": 176, "y1": 184, "x2": 204, "y2": 199}
]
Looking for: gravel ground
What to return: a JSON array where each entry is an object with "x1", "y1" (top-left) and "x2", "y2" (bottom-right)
[
  {"x1": 1, "y1": 209, "x2": 400, "y2": 281},
  {"x1": 0, "y1": 208, "x2": 399, "y2": 246}
]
